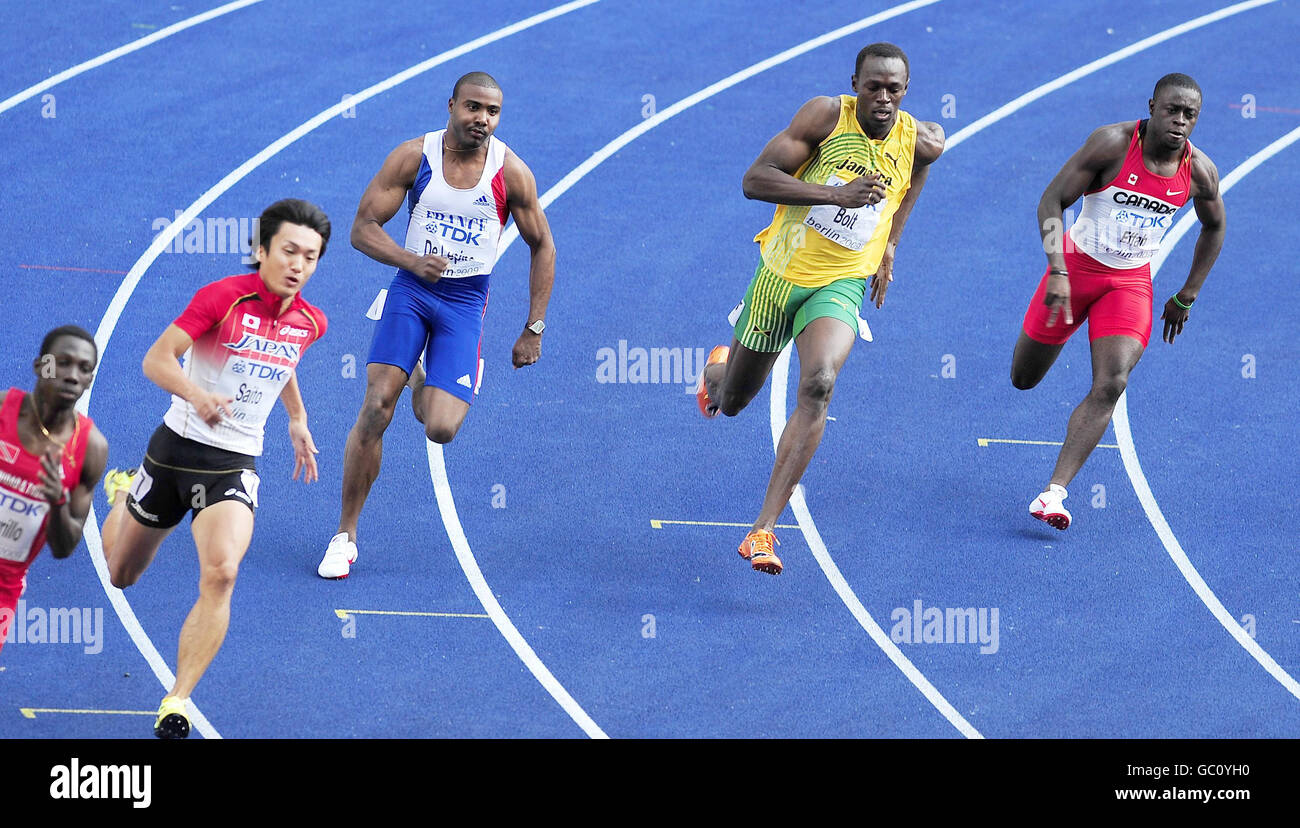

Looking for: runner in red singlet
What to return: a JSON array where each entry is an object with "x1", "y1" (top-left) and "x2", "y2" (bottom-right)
[
  {"x1": 0, "y1": 327, "x2": 108, "y2": 655},
  {"x1": 1010, "y1": 74, "x2": 1226, "y2": 530},
  {"x1": 99, "y1": 199, "x2": 330, "y2": 737}
]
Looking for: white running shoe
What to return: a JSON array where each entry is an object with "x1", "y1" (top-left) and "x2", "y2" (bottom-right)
[
  {"x1": 318, "y1": 532, "x2": 358, "y2": 579},
  {"x1": 1030, "y1": 484, "x2": 1071, "y2": 530}
]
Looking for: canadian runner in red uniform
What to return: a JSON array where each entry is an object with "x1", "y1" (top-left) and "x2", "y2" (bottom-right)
[
  {"x1": 1010, "y1": 74, "x2": 1226, "y2": 530},
  {"x1": 99, "y1": 199, "x2": 330, "y2": 737},
  {"x1": 0, "y1": 327, "x2": 108, "y2": 655}
]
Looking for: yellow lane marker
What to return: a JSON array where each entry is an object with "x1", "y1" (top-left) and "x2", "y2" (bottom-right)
[
  {"x1": 334, "y1": 609, "x2": 488, "y2": 620},
  {"x1": 650, "y1": 519, "x2": 800, "y2": 530},
  {"x1": 20, "y1": 708, "x2": 154, "y2": 719},
  {"x1": 977, "y1": 438, "x2": 1119, "y2": 449}
]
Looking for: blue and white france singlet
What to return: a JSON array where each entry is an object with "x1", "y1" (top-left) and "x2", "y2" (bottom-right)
[
  {"x1": 368, "y1": 131, "x2": 510, "y2": 403},
  {"x1": 399, "y1": 130, "x2": 510, "y2": 280}
]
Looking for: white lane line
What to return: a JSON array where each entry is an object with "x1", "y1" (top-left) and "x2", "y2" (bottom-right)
[
  {"x1": 504, "y1": 0, "x2": 943, "y2": 226},
  {"x1": 83, "y1": 0, "x2": 600, "y2": 740},
  {"x1": 453, "y1": 0, "x2": 942, "y2": 738},
  {"x1": 0, "y1": 0, "x2": 265, "y2": 116},
  {"x1": 97, "y1": 0, "x2": 602, "y2": 352},
  {"x1": 769, "y1": 349, "x2": 982, "y2": 739},
  {"x1": 768, "y1": 0, "x2": 1280, "y2": 738},
  {"x1": 366, "y1": 0, "x2": 945, "y2": 313},
  {"x1": 947, "y1": 0, "x2": 1280, "y2": 150},
  {"x1": 80, "y1": 512, "x2": 220, "y2": 738},
  {"x1": 1113, "y1": 123, "x2": 1300, "y2": 703},
  {"x1": 424, "y1": 443, "x2": 607, "y2": 738}
]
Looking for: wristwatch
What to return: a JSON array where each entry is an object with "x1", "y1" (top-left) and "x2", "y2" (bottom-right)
[{"x1": 526, "y1": 319, "x2": 546, "y2": 335}]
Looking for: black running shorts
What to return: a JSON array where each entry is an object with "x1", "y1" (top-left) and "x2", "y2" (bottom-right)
[{"x1": 125, "y1": 424, "x2": 259, "y2": 529}]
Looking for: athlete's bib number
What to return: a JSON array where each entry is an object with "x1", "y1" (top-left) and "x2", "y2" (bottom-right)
[
  {"x1": 803, "y1": 175, "x2": 883, "y2": 252},
  {"x1": 128, "y1": 466, "x2": 152, "y2": 503},
  {"x1": 0, "y1": 489, "x2": 49, "y2": 563}
]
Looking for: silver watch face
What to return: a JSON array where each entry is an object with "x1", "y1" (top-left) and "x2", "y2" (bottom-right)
[{"x1": 528, "y1": 320, "x2": 545, "y2": 334}]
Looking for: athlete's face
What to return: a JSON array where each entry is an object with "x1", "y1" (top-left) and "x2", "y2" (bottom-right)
[
  {"x1": 853, "y1": 56, "x2": 908, "y2": 137},
  {"x1": 446, "y1": 85, "x2": 502, "y2": 149},
  {"x1": 32, "y1": 336, "x2": 96, "y2": 406},
  {"x1": 1148, "y1": 87, "x2": 1201, "y2": 152},
  {"x1": 257, "y1": 222, "x2": 322, "y2": 299}
]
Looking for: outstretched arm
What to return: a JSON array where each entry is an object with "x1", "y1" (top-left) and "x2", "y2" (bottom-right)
[
  {"x1": 1160, "y1": 150, "x2": 1225, "y2": 344},
  {"x1": 869, "y1": 120, "x2": 946, "y2": 308},
  {"x1": 742, "y1": 96, "x2": 885, "y2": 208},
  {"x1": 505, "y1": 151, "x2": 556, "y2": 369}
]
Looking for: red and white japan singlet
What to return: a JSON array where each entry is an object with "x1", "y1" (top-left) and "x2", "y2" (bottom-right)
[{"x1": 163, "y1": 271, "x2": 327, "y2": 456}]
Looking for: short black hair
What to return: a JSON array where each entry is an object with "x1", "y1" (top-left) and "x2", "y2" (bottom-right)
[
  {"x1": 452, "y1": 71, "x2": 500, "y2": 100},
  {"x1": 253, "y1": 198, "x2": 331, "y2": 269},
  {"x1": 855, "y1": 42, "x2": 909, "y2": 79},
  {"x1": 40, "y1": 325, "x2": 97, "y2": 366},
  {"x1": 1152, "y1": 72, "x2": 1201, "y2": 102}
]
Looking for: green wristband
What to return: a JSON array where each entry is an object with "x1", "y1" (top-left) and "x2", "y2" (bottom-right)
[{"x1": 1171, "y1": 294, "x2": 1194, "y2": 311}]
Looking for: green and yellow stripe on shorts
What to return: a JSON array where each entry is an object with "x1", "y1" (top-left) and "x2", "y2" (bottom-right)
[{"x1": 732, "y1": 258, "x2": 866, "y2": 352}]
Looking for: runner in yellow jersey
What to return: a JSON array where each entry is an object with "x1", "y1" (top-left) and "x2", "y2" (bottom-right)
[{"x1": 695, "y1": 43, "x2": 944, "y2": 575}]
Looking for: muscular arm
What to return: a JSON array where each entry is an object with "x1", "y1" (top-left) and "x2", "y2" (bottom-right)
[
  {"x1": 1158, "y1": 150, "x2": 1225, "y2": 344},
  {"x1": 742, "y1": 97, "x2": 881, "y2": 207},
  {"x1": 142, "y1": 325, "x2": 232, "y2": 426},
  {"x1": 142, "y1": 324, "x2": 204, "y2": 402},
  {"x1": 505, "y1": 151, "x2": 556, "y2": 368},
  {"x1": 1177, "y1": 150, "x2": 1226, "y2": 302},
  {"x1": 351, "y1": 138, "x2": 425, "y2": 272},
  {"x1": 1037, "y1": 123, "x2": 1131, "y2": 271},
  {"x1": 43, "y1": 426, "x2": 107, "y2": 559},
  {"x1": 506, "y1": 151, "x2": 556, "y2": 328}
]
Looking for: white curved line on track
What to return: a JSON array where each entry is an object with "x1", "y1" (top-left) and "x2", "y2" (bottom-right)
[
  {"x1": 467, "y1": 0, "x2": 945, "y2": 737},
  {"x1": 1113, "y1": 123, "x2": 1300, "y2": 703},
  {"x1": 0, "y1": 0, "x2": 265, "y2": 116},
  {"x1": 946, "y1": 0, "x2": 1280, "y2": 150},
  {"x1": 424, "y1": 444, "x2": 608, "y2": 737},
  {"x1": 768, "y1": 0, "x2": 1279, "y2": 739},
  {"x1": 83, "y1": 0, "x2": 600, "y2": 740},
  {"x1": 79, "y1": 513, "x2": 220, "y2": 737},
  {"x1": 767, "y1": 350, "x2": 981, "y2": 738}
]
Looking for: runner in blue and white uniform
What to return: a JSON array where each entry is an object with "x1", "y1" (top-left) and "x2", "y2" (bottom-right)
[{"x1": 318, "y1": 72, "x2": 556, "y2": 579}]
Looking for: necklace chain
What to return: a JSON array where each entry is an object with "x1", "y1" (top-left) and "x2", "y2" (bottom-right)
[
  {"x1": 442, "y1": 137, "x2": 481, "y2": 153},
  {"x1": 28, "y1": 395, "x2": 67, "y2": 450}
]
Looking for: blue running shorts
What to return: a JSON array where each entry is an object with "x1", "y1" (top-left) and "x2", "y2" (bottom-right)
[{"x1": 367, "y1": 269, "x2": 489, "y2": 403}]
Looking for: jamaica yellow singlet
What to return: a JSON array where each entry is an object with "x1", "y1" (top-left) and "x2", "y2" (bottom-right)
[{"x1": 754, "y1": 95, "x2": 916, "y2": 288}]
